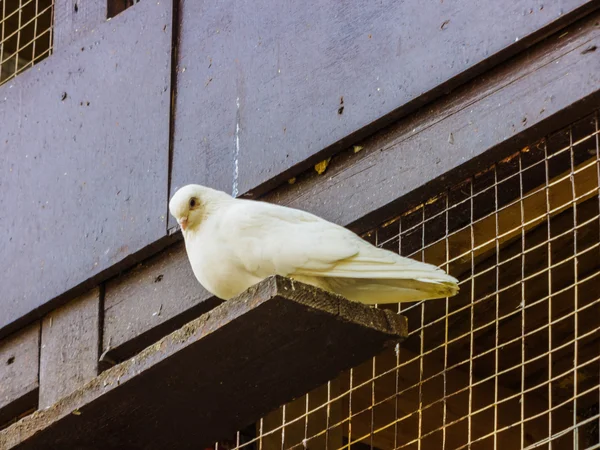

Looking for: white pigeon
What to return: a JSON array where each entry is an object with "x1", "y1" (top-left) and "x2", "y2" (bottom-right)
[{"x1": 169, "y1": 184, "x2": 459, "y2": 304}]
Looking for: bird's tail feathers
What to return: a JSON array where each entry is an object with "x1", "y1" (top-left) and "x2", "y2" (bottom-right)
[{"x1": 329, "y1": 276, "x2": 459, "y2": 304}]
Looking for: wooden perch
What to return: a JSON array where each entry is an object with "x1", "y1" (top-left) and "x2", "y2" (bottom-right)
[{"x1": 0, "y1": 276, "x2": 407, "y2": 450}]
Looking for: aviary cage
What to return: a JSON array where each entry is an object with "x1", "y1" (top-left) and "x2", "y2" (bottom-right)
[{"x1": 0, "y1": 0, "x2": 53, "y2": 85}]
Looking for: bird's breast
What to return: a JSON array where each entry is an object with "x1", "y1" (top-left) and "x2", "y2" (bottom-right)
[{"x1": 185, "y1": 232, "x2": 261, "y2": 300}]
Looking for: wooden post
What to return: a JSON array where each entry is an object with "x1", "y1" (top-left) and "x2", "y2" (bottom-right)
[
  {"x1": 0, "y1": 324, "x2": 40, "y2": 428},
  {"x1": 39, "y1": 289, "x2": 100, "y2": 409}
]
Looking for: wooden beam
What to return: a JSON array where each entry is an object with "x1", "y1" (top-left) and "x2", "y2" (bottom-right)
[
  {"x1": 0, "y1": 0, "x2": 173, "y2": 340},
  {"x1": 39, "y1": 289, "x2": 100, "y2": 409},
  {"x1": 103, "y1": 241, "x2": 221, "y2": 363},
  {"x1": 53, "y1": 0, "x2": 106, "y2": 49},
  {"x1": 0, "y1": 324, "x2": 39, "y2": 429},
  {"x1": 171, "y1": 0, "x2": 599, "y2": 202},
  {"x1": 0, "y1": 277, "x2": 407, "y2": 450},
  {"x1": 263, "y1": 11, "x2": 600, "y2": 236}
]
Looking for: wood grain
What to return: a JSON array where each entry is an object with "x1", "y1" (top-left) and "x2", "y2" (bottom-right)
[
  {"x1": 264, "y1": 12, "x2": 600, "y2": 236},
  {"x1": 39, "y1": 289, "x2": 100, "y2": 409},
  {"x1": 0, "y1": 324, "x2": 39, "y2": 429},
  {"x1": 103, "y1": 241, "x2": 221, "y2": 362},
  {"x1": 0, "y1": 0, "x2": 172, "y2": 339},
  {"x1": 53, "y1": 0, "x2": 106, "y2": 49},
  {"x1": 0, "y1": 277, "x2": 407, "y2": 450}
]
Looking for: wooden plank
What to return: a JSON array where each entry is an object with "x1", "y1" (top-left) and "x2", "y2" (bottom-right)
[
  {"x1": 170, "y1": 0, "x2": 598, "y2": 204},
  {"x1": 103, "y1": 241, "x2": 221, "y2": 363},
  {"x1": 263, "y1": 12, "x2": 600, "y2": 235},
  {"x1": 53, "y1": 0, "x2": 106, "y2": 49},
  {"x1": 39, "y1": 289, "x2": 100, "y2": 409},
  {"x1": 0, "y1": 324, "x2": 39, "y2": 429},
  {"x1": 0, "y1": 276, "x2": 407, "y2": 450},
  {"x1": 0, "y1": 0, "x2": 172, "y2": 339},
  {"x1": 86, "y1": 11, "x2": 600, "y2": 393}
]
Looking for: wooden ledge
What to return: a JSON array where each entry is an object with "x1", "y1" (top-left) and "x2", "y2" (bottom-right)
[{"x1": 1, "y1": 276, "x2": 407, "y2": 450}]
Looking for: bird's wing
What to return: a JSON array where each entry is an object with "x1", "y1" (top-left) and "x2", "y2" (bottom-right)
[
  {"x1": 221, "y1": 200, "x2": 360, "y2": 277},
  {"x1": 222, "y1": 200, "x2": 456, "y2": 285}
]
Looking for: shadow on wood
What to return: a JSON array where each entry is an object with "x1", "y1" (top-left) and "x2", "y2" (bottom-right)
[{"x1": 0, "y1": 276, "x2": 406, "y2": 450}]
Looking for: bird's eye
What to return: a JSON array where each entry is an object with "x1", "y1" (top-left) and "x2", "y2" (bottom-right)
[{"x1": 189, "y1": 198, "x2": 197, "y2": 208}]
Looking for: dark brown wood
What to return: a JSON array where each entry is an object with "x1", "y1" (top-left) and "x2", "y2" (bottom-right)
[
  {"x1": 53, "y1": 0, "x2": 106, "y2": 49},
  {"x1": 0, "y1": 0, "x2": 173, "y2": 339},
  {"x1": 0, "y1": 324, "x2": 39, "y2": 429},
  {"x1": 103, "y1": 241, "x2": 221, "y2": 363},
  {"x1": 39, "y1": 289, "x2": 100, "y2": 409},
  {"x1": 107, "y1": 0, "x2": 137, "y2": 19},
  {"x1": 263, "y1": 12, "x2": 600, "y2": 235},
  {"x1": 170, "y1": 0, "x2": 598, "y2": 204},
  {"x1": 0, "y1": 276, "x2": 407, "y2": 450}
]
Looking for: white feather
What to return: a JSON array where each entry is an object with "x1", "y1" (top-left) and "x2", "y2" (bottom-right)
[{"x1": 169, "y1": 185, "x2": 459, "y2": 303}]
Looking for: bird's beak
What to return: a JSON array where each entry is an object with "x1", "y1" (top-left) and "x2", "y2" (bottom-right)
[{"x1": 178, "y1": 217, "x2": 188, "y2": 231}]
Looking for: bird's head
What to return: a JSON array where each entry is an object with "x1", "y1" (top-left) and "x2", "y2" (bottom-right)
[{"x1": 169, "y1": 184, "x2": 231, "y2": 232}]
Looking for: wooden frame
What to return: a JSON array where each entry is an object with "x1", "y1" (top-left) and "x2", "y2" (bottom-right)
[
  {"x1": 1, "y1": 0, "x2": 599, "y2": 339},
  {"x1": 0, "y1": 277, "x2": 407, "y2": 449}
]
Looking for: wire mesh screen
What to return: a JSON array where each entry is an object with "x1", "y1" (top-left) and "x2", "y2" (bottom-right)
[
  {"x1": 0, "y1": 0, "x2": 53, "y2": 86},
  {"x1": 217, "y1": 110, "x2": 600, "y2": 450}
]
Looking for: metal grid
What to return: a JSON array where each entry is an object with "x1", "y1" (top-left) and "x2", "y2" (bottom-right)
[
  {"x1": 0, "y1": 0, "x2": 53, "y2": 86},
  {"x1": 217, "y1": 110, "x2": 600, "y2": 449}
]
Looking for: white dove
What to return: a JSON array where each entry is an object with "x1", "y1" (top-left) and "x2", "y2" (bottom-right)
[{"x1": 169, "y1": 184, "x2": 459, "y2": 304}]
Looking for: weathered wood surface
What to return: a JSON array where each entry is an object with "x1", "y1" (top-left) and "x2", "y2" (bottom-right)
[
  {"x1": 264, "y1": 12, "x2": 600, "y2": 235},
  {"x1": 39, "y1": 290, "x2": 100, "y2": 409},
  {"x1": 53, "y1": 0, "x2": 106, "y2": 49},
  {"x1": 103, "y1": 241, "x2": 221, "y2": 362},
  {"x1": 85, "y1": 12, "x2": 600, "y2": 375},
  {"x1": 0, "y1": 324, "x2": 39, "y2": 429},
  {"x1": 170, "y1": 0, "x2": 598, "y2": 207},
  {"x1": 3, "y1": 0, "x2": 600, "y2": 342},
  {"x1": 0, "y1": 0, "x2": 172, "y2": 339},
  {"x1": 0, "y1": 276, "x2": 407, "y2": 450}
]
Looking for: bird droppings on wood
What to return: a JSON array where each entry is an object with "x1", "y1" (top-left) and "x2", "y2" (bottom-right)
[
  {"x1": 152, "y1": 304, "x2": 163, "y2": 317},
  {"x1": 314, "y1": 158, "x2": 331, "y2": 175}
]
